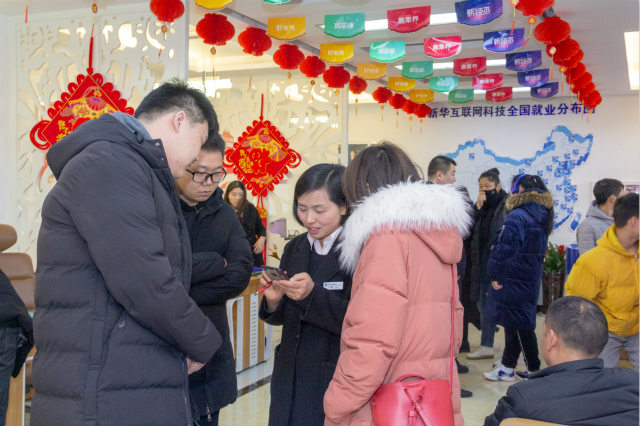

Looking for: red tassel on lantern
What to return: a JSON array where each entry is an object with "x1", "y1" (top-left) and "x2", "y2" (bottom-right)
[
  {"x1": 415, "y1": 104, "x2": 430, "y2": 133},
  {"x1": 300, "y1": 56, "x2": 326, "y2": 79},
  {"x1": 372, "y1": 86, "x2": 392, "y2": 123},
  {"x1": 196, "y1": 13, "x2": 235, "y2": 47},
  {"x1": 323, "y1": 66, "x2": 350, "y2": 89},
  {"x1": 515, "y1": 0, "x2": 554, "y2": 16},
  {"x1": 534, "y1": 16, "x2": 570, "y2": 45},
  {"x1": 238, "y1": 27, "x2": 272, "y2": 56},
  {"x1": 150, "y1": 0, "x2": 185, "y2": 23}
]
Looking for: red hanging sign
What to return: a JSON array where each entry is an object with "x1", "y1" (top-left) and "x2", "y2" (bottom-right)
[
  {"x1": 387, "y1": 6, "x2": 430, "y2": 33},
  {"x1": 473, "y1": 73, "x2": 503, "y2": 90},
  {"x1": 485, "y1": 86, "x2": 513, "y2": 102},
  {"x1": 424, "y1": 36, "x2": 462, "y2": 58},
  {"x1": 453, "y1": 57, "x2": 487, "y2": 76}
]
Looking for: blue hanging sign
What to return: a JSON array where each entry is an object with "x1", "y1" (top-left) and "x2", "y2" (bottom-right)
[
  {"x1": 455, "y1": 0, "x2": 502, "y2": 26},
  {"x1": 506, "y1": 51, "x2": 542, "y2": 72},
  {"x1": 518, "y1": 69, "x2": 549, "y2": 87},
  {"x1": 531, "y1": 82, "x2": 559, "y2": 98},
  {"x1": 483, "y1": 29, "x2": 525, "y2": 52}
]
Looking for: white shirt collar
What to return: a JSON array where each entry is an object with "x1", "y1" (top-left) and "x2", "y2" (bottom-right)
[{"x1": 306, "y1": 226, "x2": 342, "y2": 256}]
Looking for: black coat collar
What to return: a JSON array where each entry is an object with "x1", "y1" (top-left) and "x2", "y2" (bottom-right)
[{"x1": 529, "y1": 358, "x2": 604, "y2": 379}]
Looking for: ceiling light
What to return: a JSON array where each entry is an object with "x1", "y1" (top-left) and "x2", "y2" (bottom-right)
[
  {"x1": 320, "y1": 13, "x2": 458, "y2": 31},
  {"x1": 394, "y1": 59, "x2": 506, "y2": 72},
  {"x1": 624, "y1": 31, "x2": 639, "y2": 90}
]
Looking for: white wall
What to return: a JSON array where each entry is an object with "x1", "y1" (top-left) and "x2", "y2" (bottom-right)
[
  {"x1": 349, "y1": 94, "x2": 640, "y2": 244},
  {"x1": 0, "y1": 13, "x2": 15, "y2": 227}
]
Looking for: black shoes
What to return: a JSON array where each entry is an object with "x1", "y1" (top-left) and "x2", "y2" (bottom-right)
[
  {"x1": 456, "y1": 358, "x2": 469, "y2": 374},
  {"x1": 461, "y1": 388, "x2": 473, "y2": 398}
]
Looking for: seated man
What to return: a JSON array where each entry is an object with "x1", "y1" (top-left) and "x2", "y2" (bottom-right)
[{"x1": 485, "y1": 296, "x2": 639, "y2": 426}]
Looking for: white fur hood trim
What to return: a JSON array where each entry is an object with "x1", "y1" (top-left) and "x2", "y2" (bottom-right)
[{"x1": 339, "y1": 181, "x2": 473, "y2": 273}]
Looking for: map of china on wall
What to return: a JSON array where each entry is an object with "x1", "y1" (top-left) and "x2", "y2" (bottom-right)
[{"x1": 444, "y1": 126, "x2": 593, "y2": 231}]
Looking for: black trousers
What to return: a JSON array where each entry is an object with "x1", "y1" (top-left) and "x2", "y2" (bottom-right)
[
  {"x1": 198, "y1": 410, "x2": 220, "y2": 426},
  {"x1": 501, "y1": 327, "x2": 540, "y2": 371}
]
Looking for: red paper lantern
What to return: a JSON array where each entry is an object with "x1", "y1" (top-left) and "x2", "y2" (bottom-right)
[
  {"x1": 515, "y1": 0, "x2": 554, "y2": 16},
  {"x1": 150, "y1": 0, "x2": 184, "y2": 23},
  {"x1": 564, "y1": 62, "x2": 586, "y2": 82},
  {"x1": 323, "y1": 66, "x2": 350, "y2": 89},
  {"x1": 415, "y1": 104, "x2": 431, "y2": 118},
  {"x1": 349, "y1": 76, "x2": 367, "y2": 95},
  {"x1": 402, "y1": 100, "x2": 418, "y2": 115},
  {"x1": 238, "y1": 27, "x2": 272, "y2": 56},
  {"x1": 273, "y1": 44, "x2": 305, "y2": 71},
  {"x1": 553, "y1": 38, "x2": 580, "y2": 62},
  {"x1": 534, "y1": 16, "x2": 570, "y2": 45},
  {"x1": 573, "y1": 71, "x2": 592, "y2": 89},
  {"x1": 300, "y1": 56, "x2": 326, "y2": 79},
  {"x1": 196, "y1": 13, "x2": 235, "y2": 46},
  {"x1": 555, "y1": 49, "x2": 583, "y2": 68},
  {"x1": 584, "y1": 91, "x2": 602, "y2": 109},
  {"x1": 388, "y1": 93, "x2": 407, "y2": 110},
  {"x1": 372, "y1": 87, "x2": 392, "y2": 104},
  {"x1": 578, "y1": 82, "x2": 596, "y2": 103}
]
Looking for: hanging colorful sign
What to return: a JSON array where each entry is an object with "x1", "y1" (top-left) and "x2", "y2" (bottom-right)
[
  {"x1": 455, "y1": 0, "x2": 502, "y2": 25},
  {"x1": 324, "y1": 13, "x2": 365, "y2": 38},
  {"x1": 453, "y1": 57, "x2": 487, "y2": 76},
  {"x1": 483, "y1": 29, "x2": 525, "y2": 52},
  {"x1": 195, "y1": 0, "x2": 234, "y2": 9},
  {"x1": 357, "y1": 62, "x2": 387, "y2": 79},
  {"x1": 387, "y1": 6, "x2": 431, "y2": 33},
  {"x1": 485, "y1": 87, "x2": 513, "y2": 102},
  {"x1": 263, "y1": 0, "x2": 291, "y2": 3},
  {"x1": 449, "y1": 89, "x2": 475, "y2": 104},
  {"x1": 369, "y1": 41, "x2": 406, "y2": 62},
  {"x1": 267, "y1": 17, "x2": 306, "y2": 40},
  {"x1": 472, "y1": 73, "x2": 503, "y2": 90},
  {"x1": 388, "y1": 76, "x2": 416, "y2": 92},
  {"x1": 320, "y1": 43, "x2": 354, "y2": 63},
  {"x1": 401, "y1": 61, "x2": 433, "y2": 79},
  {"x1": 506, "y1": 50, "x2": 542, "y2": 72},
  {"x1": 410, "y1": 89, "x2": 435, "y2": 103},
  {"x1": 424, "y1": 36, "x2": 462, "y2": 58},
  {"x1": 517, "y1": 68, "x2": 550, "y2": 87},
  {"x1": 429, "y1": 76, "x2": 458, "y2": 92},
  {"x1": 531, "y1": 82, "x2": 559, "y2": 98}
]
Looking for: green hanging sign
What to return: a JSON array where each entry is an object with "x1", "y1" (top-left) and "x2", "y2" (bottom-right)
[
  {"x1": 369, "y1": 41, "x2": 406, "y2": 62},
  {"x1": 401, "y1": 61, "x2": 434, "y2": 79},
  {"x1": 263, "y1": 0, "x2": 291, "y2": 3},
  {"x1": 429, "y1": 76, "x2": 458, "y2": 92},
  {"x1": 448, "y1": 89, "x2": 475, "y2": 103},
  {"x1": 324, "y1": 13, "x2": 365, "y2": 38}
]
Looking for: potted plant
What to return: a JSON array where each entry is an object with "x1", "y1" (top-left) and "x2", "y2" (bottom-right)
[{"x1": 541, "y1": 243, "x2": 567, "y2": 313}]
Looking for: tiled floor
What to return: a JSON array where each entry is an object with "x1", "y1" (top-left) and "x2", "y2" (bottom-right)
[{"x1": 220, "y1": 315, "x2": 548, "y2": 426}]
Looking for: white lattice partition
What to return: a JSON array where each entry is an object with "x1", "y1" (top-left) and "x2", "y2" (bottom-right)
[
  {"x1": 13, "y1": 3, "x2": 188, "y2": 259},
  {"x1": 208, "y1": 72, "x2": 348, "y2": 263}
]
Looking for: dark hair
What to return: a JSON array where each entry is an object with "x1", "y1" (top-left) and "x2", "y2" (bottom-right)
[
  {"x1": 511, "y1": 173, "x2": 554, "y2": 235},
  {"x1": 134, "y1": 78, "x2": 219, "y2": 137},
  {"x1": 593, "y1": 178, "x2": 624, "y2": 206},
  {"x1": 342, "y1": 142, "x2": 422, "y2": 205},
  {"x1": 224, "y1": 180, "x2": 250, "y2": 219},
  {"x1": 293, "y1": 164, "x2": 347, "y2": 226},
  {"x1": 427, "y1": 155, "x2": 456, "y2": 179},
  {"x1": 201, "y1": 133, "x2": 226, "y2": 156},
  {"x1": 613, "y1": 192, "x2": 639, "y2": 228},
  {"x1": 546, "y1": 296, "x2": 609, "y2": 356},
  {"x1": 479, "y1": 168, "x2": 500, "y2": 184}
]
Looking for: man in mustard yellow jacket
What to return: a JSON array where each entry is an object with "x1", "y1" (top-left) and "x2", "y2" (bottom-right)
[{"x1": 566, "y1": 193, "x2": 639, "y2": 369}]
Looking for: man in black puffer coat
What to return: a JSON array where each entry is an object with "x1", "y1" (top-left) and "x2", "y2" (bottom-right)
[
  {"x1": 32, "y1": 80, "x2": 222, "y2": 426},
  {"x1": 176, "y1": 134, "x2": 253, "y2": 426}
]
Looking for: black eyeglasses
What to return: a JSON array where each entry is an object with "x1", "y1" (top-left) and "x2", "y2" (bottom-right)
[{"x1": 186, "y1": 169, "x2": 227, "y2": 184}]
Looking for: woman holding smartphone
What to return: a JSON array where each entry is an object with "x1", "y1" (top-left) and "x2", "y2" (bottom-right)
[{"x1": 259, "y1": 163, "x2": 352, "y2": 426}]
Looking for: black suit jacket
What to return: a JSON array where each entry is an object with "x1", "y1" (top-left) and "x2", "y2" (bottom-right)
[
  {"x1": 259, "y1": 232, "x2": 352, "y2": 426},
  {"x1": 485, "y1": 358, "x2": 639, "y2": 426}
]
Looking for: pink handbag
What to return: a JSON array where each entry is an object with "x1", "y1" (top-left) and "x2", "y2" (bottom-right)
[{"x1": 370, "y1": 265, "x2": 456, "y2": 426}]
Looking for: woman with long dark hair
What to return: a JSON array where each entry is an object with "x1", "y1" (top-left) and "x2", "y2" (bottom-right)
[
  {"x1": 224, "y1": 180, "x2": 267, "y2": 266},
  {"x1": 483, "y1": 173, "x2": 554, "y2": 381}
]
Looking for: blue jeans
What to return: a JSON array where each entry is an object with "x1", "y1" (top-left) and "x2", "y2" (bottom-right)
[
  {"x1": 477, "y1": 289, "x2": 496, "y2": 348},
  {"x1": 0, "y1": 327, "x2": 18, "y2": 426}
]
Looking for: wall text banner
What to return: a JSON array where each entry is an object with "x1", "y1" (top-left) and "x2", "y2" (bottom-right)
[
  {"x1": 424, "y1": 36, "x2": 462, "y2": 58},
  {"x1": 370, "y1": 41, "x2": 406, "y2": 62},
  {"x1": 506, "y1": 50, "x2": 542, "y2": 72},
  {"x1": 357, "y1": 62, "x2": 387, "y2": 79},
  {"x1": 387, "y1": 6, "x2": 431, "y2": 33},
  {"x1": 455, "y1": 0, "x2": 502, "y2": 25},
  {"x1": 268, "y1": 17, "x2": 306, "y2": 40},
  {"x1": 402, "y1": 61, "x2": 434, "y2": 79},
  {"x1": 484, "y1": 29, "x2": 525, "y2": 52},
  {"x1": 485, "y1": 87, "x2": 513, "y2": 102},
  {"x1": 518, "y1": 68, "x2": 550, "y2": 87},
  {"x1": 388, "y1": 76, "x2": 416, "y2": 92},
  {"x1": 324, "y1": 13, "x2": 365, "y2": 38},
  {"x1": 473, "y1": 73, "x2": 503, "y2": 90},
  {"x1": 453, "y1": 57, "x2": 487, "y2": 76},
  {"x1": 430, "y1": 76, "x2": 459, "y2": 92},
  {"x1": 410, "y1": 89, "x2": 435, "y2": 103},
  {"x1": 320, "y1": 43, "x2": 354, "y2": 63},
  {"x1": 427, "y1": 102, "x2": 594, "y2": 119},
  {"x1": 531, "y1": 82, "x2": 559, "y2": 98}
]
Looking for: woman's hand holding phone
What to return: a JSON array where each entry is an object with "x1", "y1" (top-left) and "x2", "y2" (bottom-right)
[
  {"x1": 260, "y1": 271, "x2": 285, "y2": 312},
  {"x1": 276, "y1": 272, "x2": 314, "y2": 301}
]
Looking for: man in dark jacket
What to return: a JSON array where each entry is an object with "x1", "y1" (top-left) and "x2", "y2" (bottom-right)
[
  {"x1": 176, "y1": 134, "x2": 252, "y2": 426},
  {"x1": 0, "y1": 268, "x2": 34, "y2": 425},
  {"x1": 485, "y1": 296, "x2": 639, "y2": 426},
  {"x1": 32, "y1": 80, "x2": 222, "y2": 426}
]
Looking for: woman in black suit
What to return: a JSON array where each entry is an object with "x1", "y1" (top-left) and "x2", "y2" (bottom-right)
[
  {"x1": 224, "y1": 180, "x2": 267, "y2": 266},
  {"x1": 258, "y1": 164, "x2": 352, "y2": 426}
]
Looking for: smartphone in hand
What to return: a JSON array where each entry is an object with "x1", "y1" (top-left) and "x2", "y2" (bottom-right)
[{"x1": 262, "y1": 265, "x2": 288, "y2": 282}]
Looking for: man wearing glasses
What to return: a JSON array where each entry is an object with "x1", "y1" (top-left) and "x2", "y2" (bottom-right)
[{"x1": 176, "y1": 134, "x2": 253, "y2": 426}]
